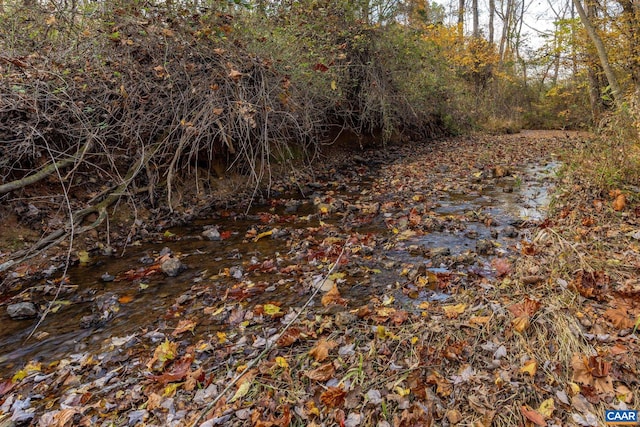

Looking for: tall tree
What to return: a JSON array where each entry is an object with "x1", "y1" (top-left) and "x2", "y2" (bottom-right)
[
  {"x1": 572, "y1": 0, "x2": 623, "y2": 108},
  {"x1": 488, "y1": 0, "x2": 495, "y2": 43},
  {"x1": 472, "y1": 0, "x2": 479, "y2": 37},
  {"x1": 458, "y1": 0, "x2": 465, "y2": 38}
]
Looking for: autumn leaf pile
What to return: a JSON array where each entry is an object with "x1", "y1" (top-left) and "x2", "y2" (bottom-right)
[{"x1": 1, "y1": 131, "x2": 639, "y2": 427}]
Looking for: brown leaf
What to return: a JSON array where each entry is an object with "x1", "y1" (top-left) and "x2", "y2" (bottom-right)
[
  {"x1": 151, "y1": 353, "x2": 194, "y2": 384},
  {"x1": 305, "y1": 363, "x2": 335, "y2": 381},
  {"x1": 321, "y1": 284, "x2": 347, "y2": 307},
  {"x1": 571, "y1": 270, "x2": 609, "y2": 301},
  {"x1": 520, "y1": 405, "x2": 546, "y2": 426},
  {"x1": 508, "y1": 297, "x2": 541, "y2": 317},
  {"x1": 228, "y1": 69, "x2": 244, "y2": 81},
  {"x1": 277, "y1": 327, "x2": 301, "y2": 347},
  {"x1": 604, "y1": 307, "x2": 635, "y2": 329},
  {"x1": 491, "y1": 258, "x2": 512, "y2": 277},
  {"x1": 309, "y1": 338, "x2": 337, "y2": 362},
  {"x1": 320, "y1": 386, "x2": 346, "y2": 408},
  {"x1": 571, "y1": 353, "x2": 614, "y2": 394},
  {"x1": 172, "y1": 319, "x2": 197, "y2": 336},
  {"x1": 613, "y1": 194, "x2": 626, "y2": 211}
]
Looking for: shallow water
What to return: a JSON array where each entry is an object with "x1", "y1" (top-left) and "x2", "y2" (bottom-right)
[{"x1": 0, "y1": 160, "x2": 559, "y2": 375}]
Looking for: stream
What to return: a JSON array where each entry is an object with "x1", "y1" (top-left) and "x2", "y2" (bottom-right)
[{"x1": 0, "y1": 153, "x2": 560, "y2": 377}]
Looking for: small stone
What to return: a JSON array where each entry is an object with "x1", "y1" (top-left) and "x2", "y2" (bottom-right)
[
  {"x1": 7, "y1": 302, "x2": 38, "y2": 320},
  {"x1": 202, "y1": 227, "x2": 221, "y2": 241},
  {"x1": 161, "y1": 257, "x2": 186, "y2": 277},
  {"x1": 101, "y1": 273, "x2": 115, "y2": 282},
  {"x1": 502, "y1": 226, "x2": 518, "y2": 238}
]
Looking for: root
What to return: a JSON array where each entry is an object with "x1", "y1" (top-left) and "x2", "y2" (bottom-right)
[
  {"x1": 7, "y1": 143, "x2": 161, "y2": 265},
  {"x1": 0, "y1": 138, "x2": 94, "y2": 195}
]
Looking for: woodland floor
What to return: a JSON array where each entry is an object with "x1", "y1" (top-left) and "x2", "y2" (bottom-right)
[{"x1": 0, "y1": 130, "x2": 639, "y2": 427}]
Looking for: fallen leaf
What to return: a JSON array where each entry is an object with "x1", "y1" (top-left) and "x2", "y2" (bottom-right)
[
  {"x1": 147, "y1": 339, "x2": 178, "y2": 371},
  {"x1": 520, "y1": 405, "x2": 546, "y2": 426},
  {"x1": 277, "y1": 327, "x2": 301, "y2": 347},
  {"x1": 309, "y1": 338, "x2": 337, "y2": 362},
  {"x1": 520, "y1": 359, "x2": 537, "y2": 377},
  {"x1": 305, "y1": 363, "x2": 335, "y2": 381},
  {"x1": 603, "y1": 307, "x2": 634, "y2": 329},
  {"x1": 172, "y1": 319, "x2": 197, "y2": 336},
  {"x1": 321, "y1": 284, "x2": 347, "y2": 307},
  {"x1": 320, "y1": 386, "x2": 346, "y2": 408},
  {"x1": 443, "y1": 303, "x2": 466, "y2": 318},
  {"x1": 229, "y1": 380, "x2": 251, "y2": 403},
  {"x1": 612, "y1": 194, "x2": 626, "y2": 211},
  {"x1": 263, "y1": 303, "x2": 282, "y2": 316},
  {"x1": 538, "y1": 398, "x2": 554, "y2": 418}
]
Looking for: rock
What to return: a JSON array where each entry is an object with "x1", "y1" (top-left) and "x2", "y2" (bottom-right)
[
  {"x1": 202, "y1": 227, "x2": 221, "y2": 241},
  {"x1": 430, "y1": 247, "x2": 451, "y2": 258},
  {"x1": 101, "y1": 272, "x2": 115, "y2": 282},
  {"x1": 7, "y1": 302, "x2": 38, "y2": 319},
  {"x1": 502, "y1": 226, "x2": 519, "y2": 238},
  {"x1": 162, "y1": 257, "x2": 186, "y2": 277},
  {"x1": 476, "y1": 239, "x2": 494, "y2": 255}
]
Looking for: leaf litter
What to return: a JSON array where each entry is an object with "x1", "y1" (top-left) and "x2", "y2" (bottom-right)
[{"x1": 1, "y1": 131, "x2": 639, "y2": 426}]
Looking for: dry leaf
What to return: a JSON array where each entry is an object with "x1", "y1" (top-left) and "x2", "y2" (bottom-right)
[
  {"x1": 320, "y1": 386, "x2": 346, "y2": 408},
  {"x1": 443, "y1": 303, "x2": 466, "y2": 318},
  {"x1": 604, "y1": 307, "x2": 635, "y2": 329},
  {"x1": 613, "y1": 194, "x2": 626, "y2": 211},
  {"x1": 172, "y1": 319, "x2": 197, "y2": 336},
  {"x1": 305, "y1": 363, "x2": 335, "y2": 381},
  {"x1": 538, "y1": 398, "x2": 554, "y2": 418},
  {"x1": 520, "y1": 405, "x2": 546, "y2": 426},
  {"x1": 309, "y1": 338, "x2": 337, "y2": 362},
  {"x1": 321, "y1": 284, "x2": 347, "y2": 307},
  {"x1": 277, "y1": 327, "x2": 301, "y2": 347},
  {"x1": 229, "y1": 69, "x2": 244, "y2": 81},
  {"x1": 520, "y1": 359, "x2": 537, "y2": 377}
]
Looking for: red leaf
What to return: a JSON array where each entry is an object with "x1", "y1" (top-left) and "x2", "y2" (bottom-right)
[{"x1": 313, "y1": 63, "x2": 329, "y2": 72}]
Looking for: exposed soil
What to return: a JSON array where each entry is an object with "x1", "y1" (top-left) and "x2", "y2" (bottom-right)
[{"x1": 1, "y1": 130, "x2": 638, "y2": 427}]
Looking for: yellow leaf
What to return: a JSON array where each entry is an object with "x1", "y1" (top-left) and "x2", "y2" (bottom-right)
[
  {"x1": 538, "y1": 398, "x2": 554, "y2": 418},
  {"x1": 12, "y1": 370, "x2": 28, "y2": 382},
  {"x1": 216, "y1": 331, "x2": 227, "y2": 343},
  {"x1": 263, "y1": 303, "x2": 281, "y2": 316},
  {"x1": 164, "y1": 230, "x2": 175, "y2": 238},
  {"x1": 512, "y1": 315, "x2": 530, "y2": 333},
  {"x1": 254, "y1": 229, "x2": 273, "y2": 242},
  {"x1": 163, "y1": 382, "x2": 181, "y2": 397},
  {"x1": 443, "y1": 303, "x2": 466, "y2": 318},
  {"x1": 275, "y1": 356, "x2": 289, "y2": 369},
  {"x1": 410, "y1": 336, "x2": 419, "y2": 345},
  {"x1": 45, "y1": 15, "x2": 56, "y2": 25},
  {"x1": 229, "y1": 381, "x2": 251, "y2": 403},
  {"x1": 418, "y1": 301, "x2": 430, "y2": 310},
  {"x1": 77, "y1": 250, "x2": 91, "y2": 265},
  {"x1": 520, "y1": 359, "x2": 537, "y2": 377},
  {"x1": 382, "y1": 295, "x2": 395, "y2": 306},
  {"x1": 204, "y1": 306, "x2": 225, "y2": 316},
  {"x1": 331, "y1": 80, "x2": 337, "y2": 90},
  {"x1": 394, "y1": 386, "x2": 410, "y2": 397}
]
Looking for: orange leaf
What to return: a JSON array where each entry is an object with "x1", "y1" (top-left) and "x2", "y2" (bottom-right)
[
  {"x1": 604, "y1": 307, "x2": 634, "y2": 329},
  {"x1": 320, "y1": 386, "x2": 346, "y2": 408},
  {"x1": 520, "y1": 405, "x2": 546, "y2": 426},
  {"x1": 612, "y1": 194, "x2": 626, "y2": 211},
  {"x1": 309, "y1": 338, "x2": 337, "y2": 362},
  {"x1": 321, "y1": 284, "x2": 347, "y2": 307}
]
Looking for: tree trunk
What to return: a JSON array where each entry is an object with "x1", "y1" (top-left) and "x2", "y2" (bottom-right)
[
  {"x1": 472, "y1": 0, "x2": 479, "y2": 37},
  {"x1": 458, "y1": 0, "x2": 465, "y2": 38},
  {"x1": 488, "y1": 0, "x2": 495, "y2": 44},
  {"x1": 499, "y1": 0, "x2": 513, "y2": 62},
  {"x1": 572, "y1": 0, "x2": 623, "y2": 108}
]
